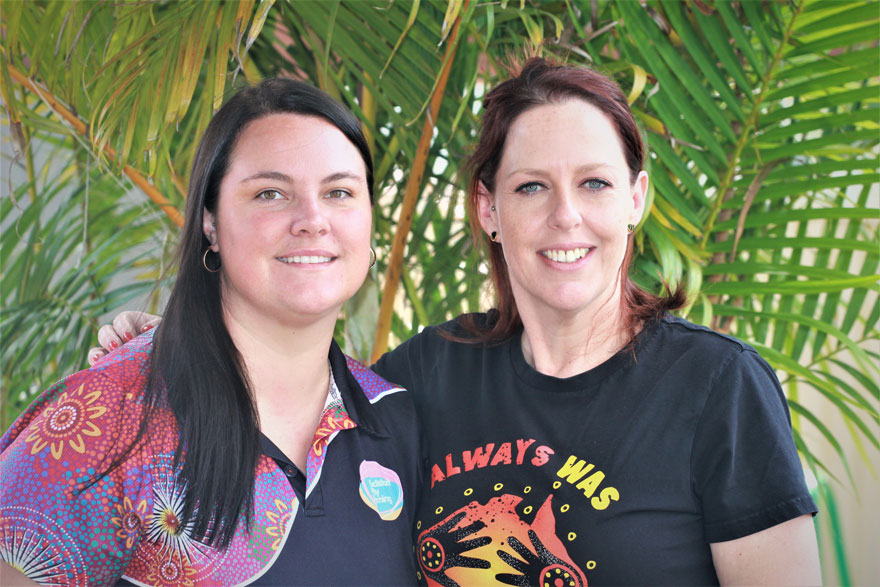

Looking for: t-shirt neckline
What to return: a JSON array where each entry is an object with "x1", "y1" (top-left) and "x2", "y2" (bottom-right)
[{"x1": 508, "y1": 317, "x2": 664, "y2": 392}]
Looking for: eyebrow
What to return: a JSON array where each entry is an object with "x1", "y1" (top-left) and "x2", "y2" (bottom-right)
[
  {"x1": 321, "y1": 171, "x2": 364, "y2": 184},
  {"x1": 240, "y1": 171, "x2": 293, "y2": 184},
  {"x1": 504, "y1": 163, "x2": 615, "y2": 180},
  {"x1": 239, "y1": 170, "x2": 364, "y2": 184}
]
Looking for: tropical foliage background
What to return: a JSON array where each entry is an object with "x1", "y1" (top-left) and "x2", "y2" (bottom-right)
[{"x1": 1, "y1": 0, "x2": 877, "y2": 581}]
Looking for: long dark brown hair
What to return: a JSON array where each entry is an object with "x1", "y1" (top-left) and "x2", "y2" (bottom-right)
[
  {"x1": 458, "y1": 57, "x2": 685, "y2": 343},
  {"x1": 109, "y1": 79, "x2": 374, "y2": 549}
]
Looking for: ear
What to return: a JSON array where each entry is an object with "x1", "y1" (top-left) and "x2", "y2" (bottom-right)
[
  {"x1": 476, "y1": 181, "x2": 499, "y2": 238},
  {"x1": 202, "y1": 208, "x2": 219, "y2": 251},
  {"x1": 630, "y1": 170, "x2": 649, "y2": 227}
]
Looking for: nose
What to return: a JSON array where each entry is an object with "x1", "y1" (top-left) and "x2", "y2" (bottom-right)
[
  {"x1": 548, "y1": 187, "x2": 581, "y2": 230},
  {"x1": 289, "y1": 195, "x2": 330, "y2": 236}
]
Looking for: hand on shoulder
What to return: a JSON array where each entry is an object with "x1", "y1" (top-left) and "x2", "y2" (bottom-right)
[{"x1": 88, "y1": 311, "x2": 161, "y2": 365}]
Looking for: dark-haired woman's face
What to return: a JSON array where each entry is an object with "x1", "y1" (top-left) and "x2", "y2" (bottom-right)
[
  {"x1": 203, "y1": 113, "x2": 372, "y2": 328},
  {"x1": 478, "y1": 99, "x2": 647, "y2": 320}
]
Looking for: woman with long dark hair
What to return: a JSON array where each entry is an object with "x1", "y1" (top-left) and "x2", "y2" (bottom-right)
[
  {"x1": 0, "y1": 79, "x2": 421, "y2": 585},
  {"x1": 84, "y1": 58, "x2": 820, "y2": 585}
]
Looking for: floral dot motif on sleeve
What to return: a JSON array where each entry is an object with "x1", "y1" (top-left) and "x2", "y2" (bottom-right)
[
  {"x1": 111, "y1": 496, "x2": 149, "y2": 549},
  {"x1": 0, "y1": 514, "x2": 88, "y2": 584},
  {"x1": 146, "y1": 479, "x2": 207, "y2": 564},
  {"x1": 23, "y1": 383, "x2": 106, "y2": 459},
  {"x1": 144, "y1": 551, "x2": 198, "y2": 587}
]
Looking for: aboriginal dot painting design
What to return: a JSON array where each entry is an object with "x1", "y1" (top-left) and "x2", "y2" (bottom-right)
[
  {"x1": 0, "y1": 331, "x2": 385, "y2": 585},
  {"x1": 345, "y1": 356, "x2": 405, "y2": 403},
  {"x1": 306, "y1": 376, "x2": 356, "y2": 495}
]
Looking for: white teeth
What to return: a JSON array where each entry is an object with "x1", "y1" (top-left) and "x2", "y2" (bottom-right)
[
  {"x1": 277, "y1": 255, "x2": 333, "y2": 264},
  {"x1": 541, "y1": 248, "x2": 589, "y2": 263}
]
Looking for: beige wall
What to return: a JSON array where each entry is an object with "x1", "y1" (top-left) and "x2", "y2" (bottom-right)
[
  {"x1": 798, "y1": 275, "x2": 880, "y2": 587},
  {"x1": 806, "y1": 390, "x2": 880, "y2": 586}
]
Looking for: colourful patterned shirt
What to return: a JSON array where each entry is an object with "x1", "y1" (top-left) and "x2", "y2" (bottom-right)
[{"x1": 0, "y1": 330, "x2": 422, "y2": 585}]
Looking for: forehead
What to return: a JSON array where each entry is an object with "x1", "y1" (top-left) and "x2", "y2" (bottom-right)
[
  {"x1": 226, "y1": 112, "x2": 366, "y2": 178},
  {"x1": 500, "y1": 99, "x2": 627, "y2": 167}
]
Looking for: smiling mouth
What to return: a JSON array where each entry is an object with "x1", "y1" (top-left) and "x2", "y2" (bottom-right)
[
  {"x1": 277, "y1": 255, "x2": 334, "y2": 264},
  {"x1": 540, "y1": 248, "x2": 591, "y2": 263}
]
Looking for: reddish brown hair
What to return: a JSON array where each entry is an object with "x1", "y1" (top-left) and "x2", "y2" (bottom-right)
[{"x1": 458, "y1": 57, "x2": 685, "y2": 343}]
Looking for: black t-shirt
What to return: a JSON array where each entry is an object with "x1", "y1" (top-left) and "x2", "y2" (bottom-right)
[{"x1": 374, "y1": 314, "x2": 817, "y2": 586}]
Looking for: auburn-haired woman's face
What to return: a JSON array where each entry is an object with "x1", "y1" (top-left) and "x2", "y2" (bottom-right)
[
  {"x1": 203, "y1": 113, "x2": 372, "y2": 328},
  {"x1": 478, "y1": 99, "x2": 647, "y2": 320}
]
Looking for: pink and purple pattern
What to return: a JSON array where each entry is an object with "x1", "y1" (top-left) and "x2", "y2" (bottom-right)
[
  {"x1": 344, "y1": 356, "x2": 404, "y2": 403},
  {"x1": 0, "y1": 332, "x2": 396, "y2": 585}
]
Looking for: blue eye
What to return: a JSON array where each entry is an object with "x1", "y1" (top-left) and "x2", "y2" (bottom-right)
[
  {"x1": 257, "y1": 189, "x2": 284, "y2": 200},
  {"x1": 585, "y1": 179, "x2": 610, "y2": 190},
  {"x1": 515, "y1": 182, "x2": 543, "y2": 194}
]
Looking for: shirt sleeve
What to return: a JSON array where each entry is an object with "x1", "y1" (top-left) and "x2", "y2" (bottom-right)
[
  {"x1": 690, "y1": 348, "x2": 817, "y2": 543},
  {"x1": 372, "y1": 329, "x2": 428, "y2": 394},
  {"x1": 0, "y1": 368, "x2": 153, "y2": 586}
]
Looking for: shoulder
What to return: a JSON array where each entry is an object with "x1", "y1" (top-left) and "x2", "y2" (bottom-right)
[
  {"x1": 647, "y1": 315, "x2": 765, "y2": 368},
  {"x1": 374, "y1": 313, "x2": 495, "y2": 382},
  {"x1": 399, "y1": 312, "x2": 497, "y2": 352},
  {"x1": 646, "y1": 318, "x2": 789, "y2": 423},
  {"x1": 0, "y1": 330, "x2": 177, "y2": 480},
  {"x1": 0, "y1": 333, "x2": 167, "y2": 583},
  {"x1": 655, "y1": 315, "x2": 755, "y2": 352},
  {"x1": 632, "y1": 315, "x2": 783, "y2": 411},
  {"x1": 90, "y1": 328, "x2": 156, "y2": 387},
  {"x1": 1, "y1": 331, "x2": 158, "y2": 453}
]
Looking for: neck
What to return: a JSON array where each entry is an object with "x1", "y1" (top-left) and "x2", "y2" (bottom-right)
[
  {"x1": 223, "y1": 303, "x2": 339, "y2": 469},
  {"x1": 224, "y1": 305, "x2": 337, "y2": 400},
  {"x1": 517, "y1": 290, "x2": 629, "y2": 379}
]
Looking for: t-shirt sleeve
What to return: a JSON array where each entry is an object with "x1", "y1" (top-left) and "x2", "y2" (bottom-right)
[
  {"x1": 372, "y1": 330, "x2": 428, "y2": 395},
  {"x1": 690, "y1": 348, "x2": 817, "y2": 543},
  {"x1": 0, "y1": 369, "x2": 152, "y2": 586}
]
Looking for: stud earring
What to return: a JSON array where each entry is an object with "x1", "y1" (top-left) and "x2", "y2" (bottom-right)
[
  {"x1": 490, "y1": 231, "x2": 498, "y2": 242},
  {"x1": 627, "y1": 223, "x2": 635, "y2": 234},
  {"x1": 491, "y1": 205, "x2": 496, "y2": 211}
]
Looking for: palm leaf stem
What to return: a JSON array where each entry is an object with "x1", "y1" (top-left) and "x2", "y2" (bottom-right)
[
  {"x1": 700, "y1": 0, "x2": 805, "y2": 249},
  {"x1": 22, "y1": 118, "x2": 37, "y2": 205},
  {"x1": 6, "y1": 63, "x2": 184, "y2": 228},
  {"x1": 370, "y1": 0, "x2": 469, "y2": 363}
]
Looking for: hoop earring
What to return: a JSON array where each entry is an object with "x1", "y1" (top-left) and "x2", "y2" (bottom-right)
[
  {"x1": 369, "y1": 247, "x2": 377, "y2": 268},
  {"x1": 627, "y1": 223, "x2": 635, "y2": 234},
  {"x1": 490, "y1": 231, "x2": 498, "y2": 242},
  {"x1": 202, "y1": 248, "x2": 221, "y2": 273}
]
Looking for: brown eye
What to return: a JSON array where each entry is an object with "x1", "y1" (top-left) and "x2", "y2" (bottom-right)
[
  {"x1": 257, "y1": 189, "x2": 284, "y2": 200},
  {"x1": 326, "y1": 189, "x2": 352, "y2": 199}
]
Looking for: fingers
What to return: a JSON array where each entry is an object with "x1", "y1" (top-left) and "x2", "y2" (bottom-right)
[
  {"x1": 90, "y1": 311, "x2": 161, "y2": 366},
  {"x1": 97, "y1": 324, "x2": 124, "y2": 354},
  {"x1": 93, "y1": 311, "x2": 161, "y2": 365},
  {"x1": 87, "y1": 347, "x2": 108, "y2": 366},
  {"x1": 112, "y1": 311, "x2": 149, "y2": 342},
  {"x1": 140, "y1": 315, "x2": 162, "y2": 333}
]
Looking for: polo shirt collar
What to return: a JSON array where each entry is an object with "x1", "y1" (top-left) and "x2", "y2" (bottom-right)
[{"x1": 328, "y1": 338, "x2": 392, "y2": 439}]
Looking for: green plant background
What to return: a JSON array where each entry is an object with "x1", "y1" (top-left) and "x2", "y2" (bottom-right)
[{"x1": 1, "y1": 1, "x2": 877, "y2": 583}]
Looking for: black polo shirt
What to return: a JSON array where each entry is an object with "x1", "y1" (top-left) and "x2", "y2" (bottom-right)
[{"x1": 250, "y1": 340, "x2": 423, "y2": 585}]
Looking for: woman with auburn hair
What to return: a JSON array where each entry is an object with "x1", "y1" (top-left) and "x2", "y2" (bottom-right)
[
  {"x1": 1, "y1": 79, "x2": 421, "y2": 585},
  {"x1": 86, "y1": 58, "x2": 820, "y2": 585}
]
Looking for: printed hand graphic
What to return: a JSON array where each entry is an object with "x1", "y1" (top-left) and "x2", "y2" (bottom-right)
[
  {"x1": 496, "y1": 529, "x2": 584, "y2": 587},
  {"x1": 418, "y1": 511, "x2": 491, "y2": 587}
]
